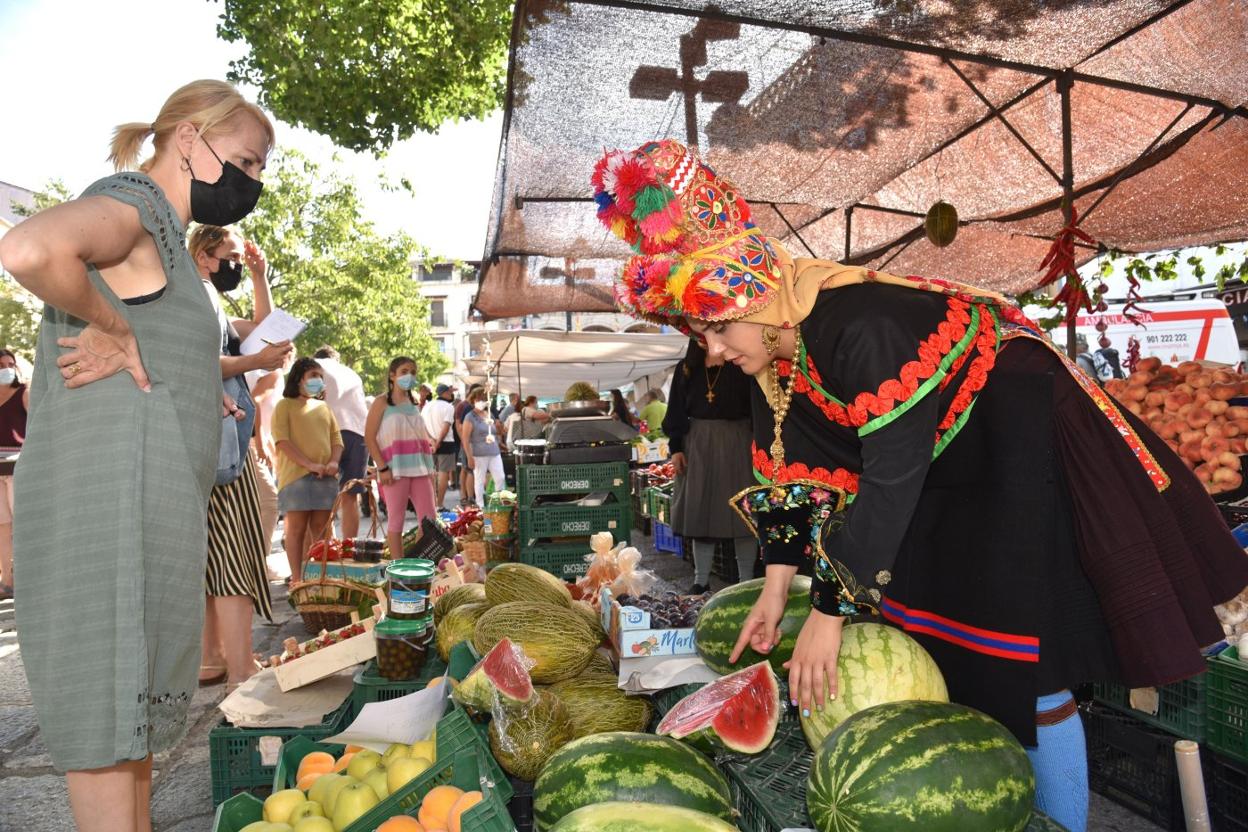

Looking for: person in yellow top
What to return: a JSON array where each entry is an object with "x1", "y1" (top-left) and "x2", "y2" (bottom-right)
[
  {"x1": 272, "y1": 356, "x2": 343, "y2": 581},
  {"x1": 638, "y1": 389, "x2": 667, "y2": 432}
]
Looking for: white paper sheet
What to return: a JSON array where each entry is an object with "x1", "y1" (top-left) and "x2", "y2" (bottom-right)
[
  {"x1": 323, "y1": 679, "x2": 452, "y2": 753},
  {"x1": 218, "y1": 666, "x2": 356, "y2": 728},
  {"x1": 617, "y1": 654, "x2": 720, "y2": 693},
  {"x1": 239, "y1": 308, "x2": 306, "y2": 356}
]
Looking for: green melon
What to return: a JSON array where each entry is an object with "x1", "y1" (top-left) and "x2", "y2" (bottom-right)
[
  {"x1": 807, "y1": 701, "x2": 1034, "y2": 832},
  {"x1": 489, "y1": 688, "x2": 575, "y2": 781},
  {"x1": 583, "y1": 651, "x2": 616, "y2": 676},
  {"x1": 485, "y1": 562, "x2": 573, "y2": 608},
  {"x1": 436, "y1": 601, "x2": 489, "y2": 663},
  {"x1": 548, "y1": 675, "x2": 653, "y2": 738},
  {"x1": 694, "y1": 576, "x2": 812, "y2": 674},
  {"x1": 799, "y1": 623, "x2": 947, "y2": 750},
  {"x1": 925, "y1": 200, "x2": 959, "y2": 248},
  {"x1": 474, "y1": 601, "x2": 599, "y2": 683},
  {"x1": 551, "y1": 802, "x2": 740, "y2": 831},
  {"x1": 534, "y1": 732, "x2": 734, "y2": 830},
  {"x1": 570, "y1": 600, "x2": 607, "y2": 641},
  {"x1": 433, "y1": 582, "x2": 487, "y2": 626}
]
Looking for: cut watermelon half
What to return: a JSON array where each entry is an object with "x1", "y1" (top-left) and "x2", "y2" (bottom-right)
[
  {"x1": 656, "y1": 661, "x2": 779, "y2": 754},
  {"x1": 451, "y1": 637, "x2": 535, "y2": 713}
]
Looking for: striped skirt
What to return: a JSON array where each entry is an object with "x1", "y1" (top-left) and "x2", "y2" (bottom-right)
[{"x1": 206, "y1": 448, "x2": 274, "y2": 621}]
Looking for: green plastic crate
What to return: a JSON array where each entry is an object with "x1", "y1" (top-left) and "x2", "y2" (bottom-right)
[
  {"x1": 351, "y1": 655, "x2": 450, "y2": 713},
  {"x1": 273, "y1": 703, "x2": 512, "y2": 806},
  {"x1": 1093, "y1": 668, "x2": 1207, "y2": 741},
  {"x1": 723, "y1": 721, "x2": 813, "y2": 832},
  {"x1": 208, "y1": 696, "x2": 355, "y2": 806},
  {"x1": 1209, "y1": 646, "x2": 1248, "y2": 763},
  {"x1": 517, "y1": 502, "x2": 631, "y2": 539},
  {"x1": 215, "y1": 745, "x2": 509, "y2": 832},
  {"x1": 517, "y1": 462, "x2": 629, "y2": 503},
  {"x1": 648, "y1": 487, "x2": 673, "y2": 525},
  {"x1": 518, "y1": 544, "x2": 593, "y2": 579}
]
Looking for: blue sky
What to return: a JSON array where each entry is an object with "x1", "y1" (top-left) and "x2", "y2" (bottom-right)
[{"x1": 0, "y1": 0, "x2": 503, "y2": 261}]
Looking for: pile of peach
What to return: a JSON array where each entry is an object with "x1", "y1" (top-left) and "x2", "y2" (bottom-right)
[{"x1": 1106, "y1": 357, "x2": 1246, "y2": 495}]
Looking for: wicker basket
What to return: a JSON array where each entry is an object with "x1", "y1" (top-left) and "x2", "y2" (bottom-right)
[
  {"x1": 459, "y1": 539, "x2": 488, "y2": 567},
  {"x1": 483, "y1": 508, "x2": 513, "y2": 536},
  {"x1": 289, "y1": 479, "x2": 383, "y2": 633}
]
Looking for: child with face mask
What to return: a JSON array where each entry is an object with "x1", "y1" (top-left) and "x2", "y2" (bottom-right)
[
  {"x1": 462, "y1": 387, "x2": 507, "y2": 507},
  {"x1": 272, "y1": 357, "x2": 344, "y2": 580},
  {"x1": 364, "y1": 356, "x2": 437, "y2": 559}
]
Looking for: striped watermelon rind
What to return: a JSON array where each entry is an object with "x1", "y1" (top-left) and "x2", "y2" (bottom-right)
[
  {"x1": 807, "y1": 700, "x2": 1035, "y2": 832},
  {"x1": 550, "y1": 801, "x2": 740, "y2": 831},
  {"x1": 800, "y1": 622, "x2": 947, "y2": 750},
  {"x1": 656, "y1": 660, "x2": 780, "y2": 754},
  {"x1": 694, "y1": 576, "x2": 812, "y2": 674},
  {"x1": 533, "y1": 732, "x2": 734, "y2": 830}
]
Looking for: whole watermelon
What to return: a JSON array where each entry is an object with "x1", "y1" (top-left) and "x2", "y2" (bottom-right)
[
  {"x1": 436, "y1": 601, "x2": 488, "y2": 663},
  {"x1": 485, "y1": 562, "x2": 572, "y2": 608},
  {"x1": 547, "y1": 674, "x2": 653, "y2": 738},
  {"x1": 799, "y1": 623, "x2": 947, "y2": 750},
  {"x1": 533, "y1": 732, "x2": 733, "y2": 830},
  {"x1": 1026, "y1": 812, "x2": 1070, "y2": 831},
  {"x1": 551, "y1": 802, "x2": 739, "y2": 831},
  {"x1": 474, "y1": 601, "x2": 599, "y2": 683},
  {"x1": 807, "y1": 701, "x2": 1034, "y2": 832},
  {"x1": 695, "y1": 576, "x2": 811, "y2": 674},
  {"x1": 433, "y1": 583, "x2": 487, "y2": 626},
  {"x1": 489, "y1": 689, "x2": 575, "y2": 781}
]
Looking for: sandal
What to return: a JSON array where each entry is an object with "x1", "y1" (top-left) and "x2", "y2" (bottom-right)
[{"x1": 198, "y1": 664, "x2": 227, "y2": 686}]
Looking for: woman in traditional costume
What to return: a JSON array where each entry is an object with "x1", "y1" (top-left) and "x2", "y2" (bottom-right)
[{"x1": 595, "y1": 139, "x2": 1248, "y2": 832}]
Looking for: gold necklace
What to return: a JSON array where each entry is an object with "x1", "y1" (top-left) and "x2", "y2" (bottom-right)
[
  {"x1": 704, "y1": 364, "x2": 723, "y2": 403},
  {"x1": 767, "y1": 356, "x2": 798, "y2": 493}
]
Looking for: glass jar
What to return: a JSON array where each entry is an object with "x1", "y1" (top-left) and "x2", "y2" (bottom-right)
[
  {"x1": 385, "y1": 559, "x2": 435, "y2": 620},
  {"x1": 352, "y1": 537, "x2": 385, "y2": 564},
  {"x1": 375, "y1": 617, "x2": 429, "y2": 680}
]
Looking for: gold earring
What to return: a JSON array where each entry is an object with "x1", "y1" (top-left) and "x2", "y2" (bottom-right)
[{"x1": 762, "y1": 325, "x2": 781, "y2": 355}]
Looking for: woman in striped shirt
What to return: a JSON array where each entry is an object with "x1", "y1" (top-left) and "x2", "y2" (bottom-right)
[{"x1": 364, "y1": 356, "x2": 438, "y2": 558}]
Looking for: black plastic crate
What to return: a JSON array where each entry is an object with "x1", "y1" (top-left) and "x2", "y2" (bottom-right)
[
  {"x1": 508, "y1": 775, "x2": 534, "y2": 832},
  {"x1": 1213, "y1": 752, "x2": 1248, "y2": 831},
  {"x1": 1084, "y1": 702, "x2": 1207, "y2": 832}
]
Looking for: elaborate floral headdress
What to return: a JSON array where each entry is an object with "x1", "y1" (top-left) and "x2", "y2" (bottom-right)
[{"x1": 592, "y1": 140, "x2": 784, "y2": 328}]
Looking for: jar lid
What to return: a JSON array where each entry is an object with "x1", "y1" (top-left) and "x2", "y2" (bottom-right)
[
  {"x1": 386, "y1": 559, "x2": 435, "y2": 581},
  {"x1": 376, "y1": 616, "x2": 428, "y2": 636}
]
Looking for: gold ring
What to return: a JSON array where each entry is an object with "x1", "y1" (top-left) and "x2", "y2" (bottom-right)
[{"x1": 67, "y1": 363, "x2": 83, "y2": 376}]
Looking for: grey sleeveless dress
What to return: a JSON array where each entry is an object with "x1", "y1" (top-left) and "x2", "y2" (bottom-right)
[{"x1": 13, "y1": 173, "x2": 222, "y2": 772}]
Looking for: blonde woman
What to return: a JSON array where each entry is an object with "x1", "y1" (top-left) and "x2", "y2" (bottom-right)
[{"x1": 0, "y1": 80, "x2": 273, "y2": 832}]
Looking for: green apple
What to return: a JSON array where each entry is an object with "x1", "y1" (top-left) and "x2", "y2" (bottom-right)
[
  {"x1": 292, "y1": 818, "x2": 335, "y2": 832},
  {"x1": 321, "y1": 774, "x2": 357, "y2": 817},
  {"x1": 386, "y1": 755, "x2": 432, "y2": 795},
  {"x1": 239, "y1": 823, "x2": 273, "y2": 832},
  {"x1": 288, "y1": 800, "x2": 325, "y2": 823},
  {"x1": 264, "y1": 789, "x2": 309, "y2": 824},
  {"x1": 408, "y1": 739, "x2": 435, "y2": 763},
  {"x1": 307, "y1": 772, "x2": 343, "y2": 808},
  {"x1": 331, "y1": 782, "x2": 380, "y2": 831},
  {"x1": 362, "y1": 766, "x2": 390, "y2": 801},
  {"x1": 381, "y1": 742, "x2": 411, "y2": 767},
  {"x1": 345, "y1": 749, "x2": 383, "y2": 781}
]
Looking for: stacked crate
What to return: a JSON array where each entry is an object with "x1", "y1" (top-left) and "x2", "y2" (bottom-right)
[{"x1": 516, "y1": 462, "x2": 631, "y2": 580}]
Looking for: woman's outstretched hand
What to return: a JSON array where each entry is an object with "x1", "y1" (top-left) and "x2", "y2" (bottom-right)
[{"x1": 785, "y1": 610, "x2": 844, "y2": 716}]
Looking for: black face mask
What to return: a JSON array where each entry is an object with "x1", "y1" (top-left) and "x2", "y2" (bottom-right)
[
  {"x1": 186, "y1": 137, "x2": 263, "y2": 226},
  {"x1": 209, "y1": 257, "x2": 244, "y2": 293}
]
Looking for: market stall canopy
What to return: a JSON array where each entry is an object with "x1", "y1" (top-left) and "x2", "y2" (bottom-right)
[
  {"x1": 475, "y1": 0, "x2": 1248, "y2": 319},
  {"x1": 461, "y1": 329, "x2": 689, "y2": 397}
]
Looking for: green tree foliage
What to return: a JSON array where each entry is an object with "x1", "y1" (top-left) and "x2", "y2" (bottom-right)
[
  {"x1": 1, "y1": 179, "x2": 74, "y2": 358},
  {"x1": 215, "y1": 0, "x2": 514, "y2": 153},
  {"x1": 238, "y1": 149, "x2": 449, "y2": 389}
]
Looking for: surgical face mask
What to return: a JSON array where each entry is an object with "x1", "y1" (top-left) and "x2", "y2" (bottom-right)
[
  {"x1": 0, "y1": 368, "x2": 16, "y2": 386},
  {"x1": 209, "y1": 257, "x2": 244, "y2": 293},
  {"x1": 303, "y1": 377, "x2": 325, "y2": 396},
  {"x1": 474, "y1": 401, "x2": 488, "y2": 412},
  {"x1": 396, "y1": 373, "x2": 417, "y2": 391},
  {"x1": 187, "y1": 136, "x2": 263, "y2": 226}
]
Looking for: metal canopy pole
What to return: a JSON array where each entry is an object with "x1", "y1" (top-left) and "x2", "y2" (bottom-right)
[
  {"x1": 1059, "y1": 70, "x2": 1078, "y2": 360},
  {"x1": 844, "y1": 206, "x2": 853, "y2": 261}
]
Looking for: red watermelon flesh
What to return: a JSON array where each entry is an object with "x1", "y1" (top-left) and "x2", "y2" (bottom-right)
[
  {"x1": 656, "y1": 661, "x2": 779, "y2": 754},
  {"x1": 452, "y1": 637, "x2": 535, "y2": 713}
]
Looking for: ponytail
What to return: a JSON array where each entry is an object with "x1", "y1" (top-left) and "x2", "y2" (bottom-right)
[{"x1": 108, "y1": 122, "x2": 155, "y2": 172}]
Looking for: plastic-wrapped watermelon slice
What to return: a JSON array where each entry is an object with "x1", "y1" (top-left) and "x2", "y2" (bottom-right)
[{"x1": 656, "y1": 661, "x2": 780, "y2": 754}]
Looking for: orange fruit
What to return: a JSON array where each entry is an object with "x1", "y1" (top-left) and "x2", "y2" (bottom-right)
[
  {"x1": 426, "y1": 677, "x2": 457, "y2": 690},
  {"x1": 447, "y1": 791, "x2": 482, "y2": 832},
  {"x1": 296, "y1": 772, "x2": 324, "y2": 791},
  {"x1": 296, "y1": 751, "x2": 335, "y2": 783},
  {"x1": 377, "y1": 817, "x2": 426, "y2": 832},
  {"x1": 418, "y1": 785, "x2": 465, "y2": 829},
  {"x1": 345, "y1": 744, "x2": 366, "y2": 754},
  {"x1": 332, "y1": 752, "x2": 356, "y2": 773}
]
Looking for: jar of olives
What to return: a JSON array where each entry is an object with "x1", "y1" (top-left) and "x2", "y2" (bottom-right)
[
  {"x1": 375, "y1": 617, "x2": 429, "y2": 680},
  {"x1": 385, "y1": 559, "x2": 434, "y2": 620}
]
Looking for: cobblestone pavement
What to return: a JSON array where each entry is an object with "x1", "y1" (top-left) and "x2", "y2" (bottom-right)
[{"x1": 0, "y1": 499, "x2": 1162, "y2": 831}]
